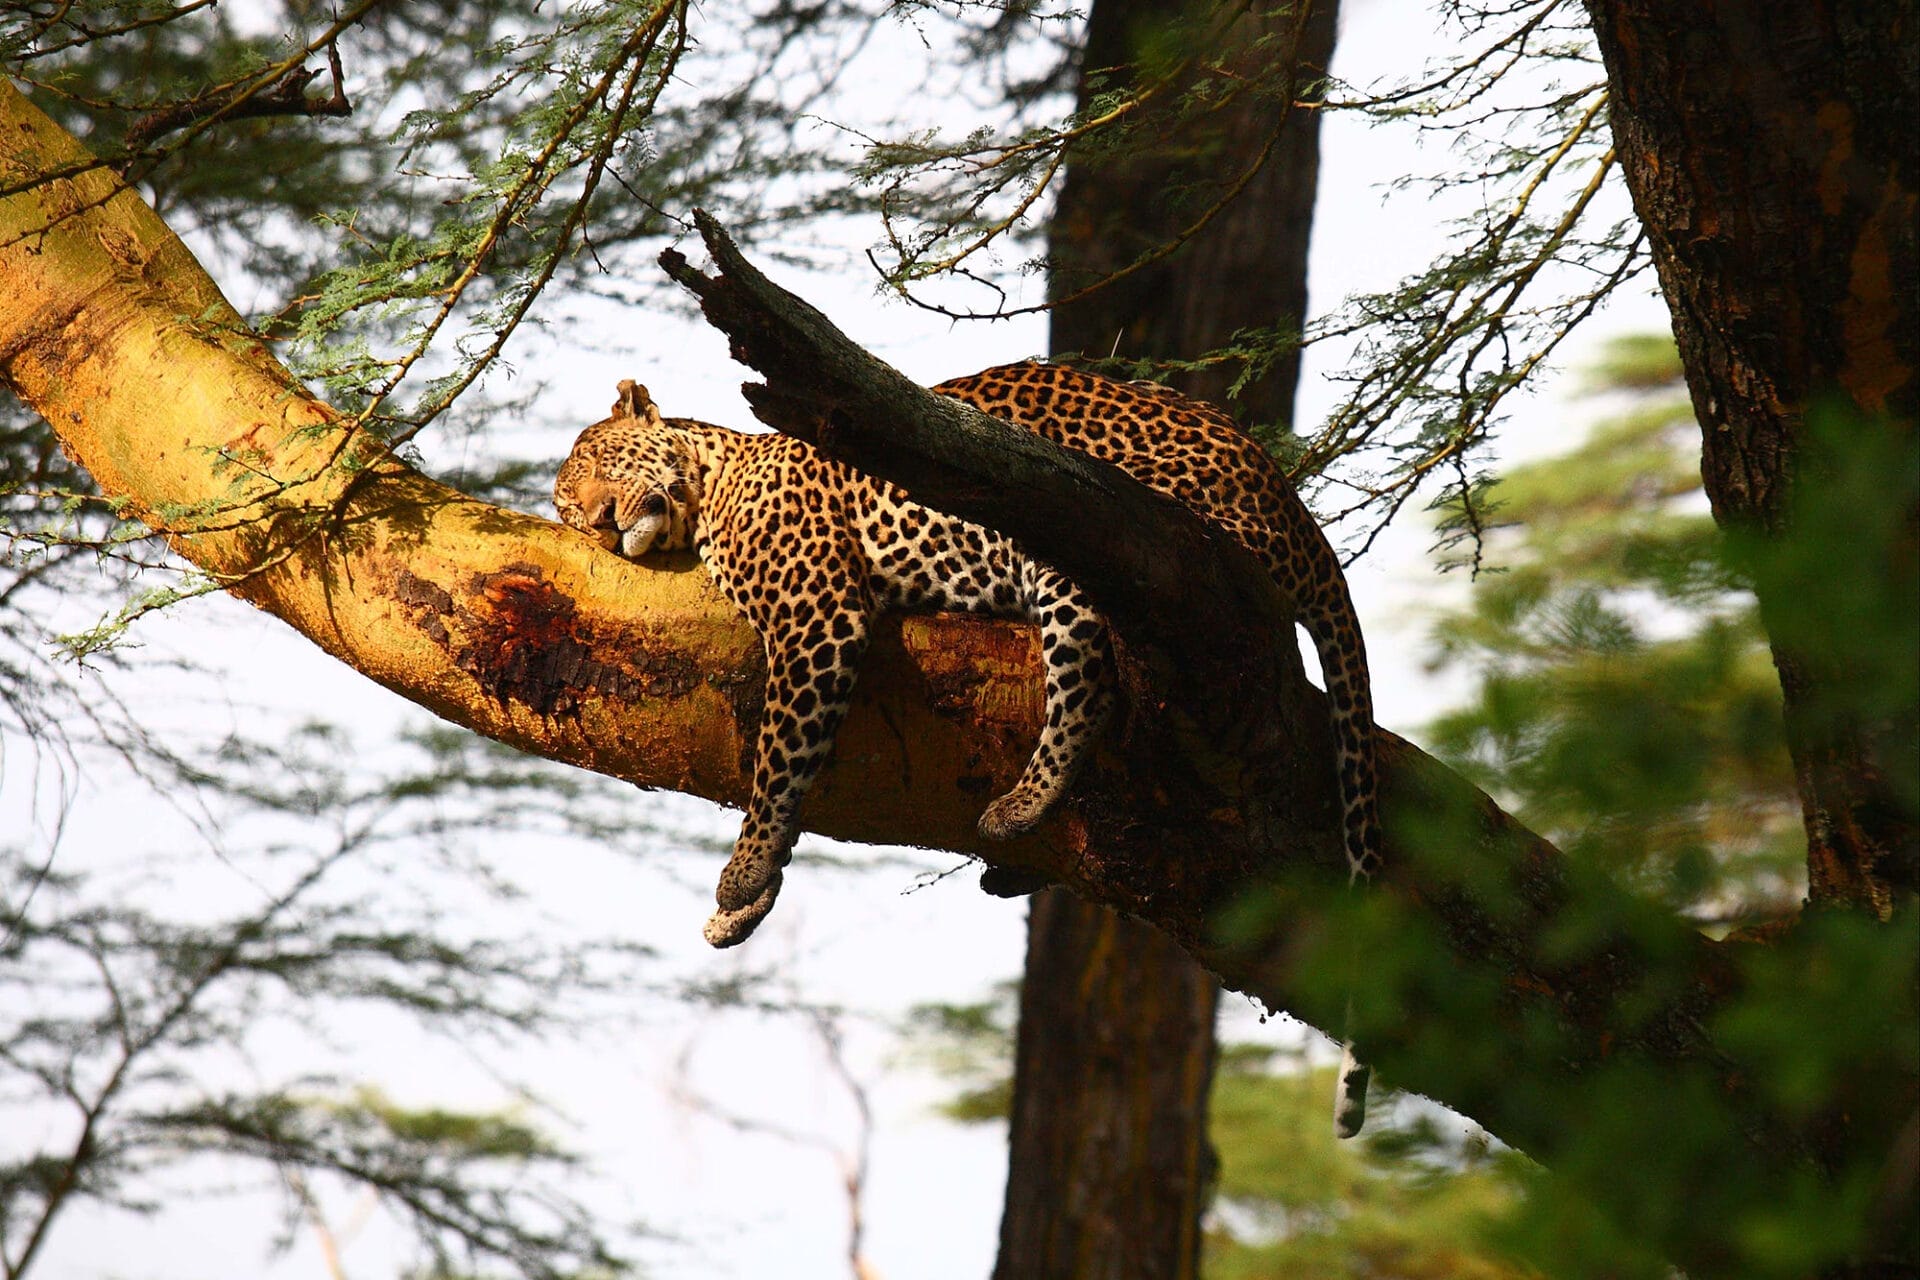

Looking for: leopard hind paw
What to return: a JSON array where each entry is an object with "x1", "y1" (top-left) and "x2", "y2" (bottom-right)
[{"x1": 977, "y1": 786, "x2": 1052, "y2": 842}]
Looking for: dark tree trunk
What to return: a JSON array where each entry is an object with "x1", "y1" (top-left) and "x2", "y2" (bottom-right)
[
  {"x1": 993, "y1": 4, "x2": 1339, "y2": 1277},
  {"x1": 1586, "y1": 5, "x2": 1918, "y2": 1273},
  {"x1": 1583, "y1": 0, "x2": 1919, "y2": 915},
  {"x1": 993, "y1": 894, "x2": 1220, "y2": 1279},
  {"x1": 1047, "y1": 0, "x2": 1335, "y2": 429}
]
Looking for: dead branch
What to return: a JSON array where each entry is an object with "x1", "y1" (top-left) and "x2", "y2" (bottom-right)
[{"x1": 122, "y1": 42, "x2": 352, "y2": 154}]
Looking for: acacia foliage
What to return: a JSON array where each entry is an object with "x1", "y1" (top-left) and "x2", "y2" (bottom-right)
[
  {"x1": 2, "y1": 3, "x2": 1914, "y2": 1277},
  {"x1": 0, "y1": 724, "x2": 657, "y2": 1277},
  {"x1": 1426, "y1": 336, "x2": 1805, "y2": 922},
  {"x1": 5, "y1": 0, "x2": 1646, "y2": 554}
]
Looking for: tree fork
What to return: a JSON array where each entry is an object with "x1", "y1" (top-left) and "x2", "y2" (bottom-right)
[
  {"x1": 3, "y1": 82, "x2": 1909, "y2": 1277},
  {"x1": 656, "y1": 211, "x2": 1913, "y2": 1224}
]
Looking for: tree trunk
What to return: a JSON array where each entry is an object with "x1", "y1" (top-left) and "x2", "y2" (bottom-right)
[
  {"x1": 1047, "y1": 0, "x2": 1334, "y2": 427},
  {"x1": 995, "y1": 3, "x2": 1337, "y2": 1276},
  {"x1": 994, "y1": 894, "x2": 1219, "y2": 1279},
  {"x1": 8, "y1": 75, "x2": 1913, "y2": 1279},
  {"x1": 1583, "y1": 0, "x2": 1919, "y2": 912}
]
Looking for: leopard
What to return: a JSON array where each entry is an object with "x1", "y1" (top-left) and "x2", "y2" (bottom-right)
[{"x1": 555, "y1": 360, "x2": 1379, "y2": 1133}]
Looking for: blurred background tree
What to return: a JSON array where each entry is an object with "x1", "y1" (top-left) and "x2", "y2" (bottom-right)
[
  {"x1": 0, "y1": 722, "x2": 656, "y2": 1276},
  {"x1": 988, "y1": 3, "x2": 1337, "y2": 1275},
  {"x1": 1425, "y1": 334, "x2": 1806, "y2": 926},
  {"x1": 911, "y1": 992, "x2": 1534, "y2": 1279},
  {"x1": 2, "y1": 1, "x2": 1914, "y2": 1277}
]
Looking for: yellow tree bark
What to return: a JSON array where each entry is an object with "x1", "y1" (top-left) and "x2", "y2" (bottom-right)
[
  {"x1": 0, "y1": 78, "x2": 1049, "y2": 864},
  {"x1": 8, "y1": 81, "x2": 1916, "y2": 1280}
]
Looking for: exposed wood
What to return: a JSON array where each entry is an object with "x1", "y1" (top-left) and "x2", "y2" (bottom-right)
[{"x1": 5, "y1": 80, "x2": 1911, "y2": 1279}]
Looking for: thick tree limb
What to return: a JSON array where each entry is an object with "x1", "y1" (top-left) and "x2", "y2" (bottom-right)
[
  {"x1": 0, "y1": 76, "x2": 1047, "y2": 889},
  {"x1": 3, "y1": 83, "x2": 1909, "y2": 1278},
  {"x1": 659, "y1": 211, "x2": 1919, "y2": 1275}
]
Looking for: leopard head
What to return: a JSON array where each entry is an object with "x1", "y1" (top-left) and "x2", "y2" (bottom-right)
[{"x1": 554, "y1": 380, "x2": 703, "y2": 558}]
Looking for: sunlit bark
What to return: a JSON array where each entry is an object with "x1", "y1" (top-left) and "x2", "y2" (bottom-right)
[
  {"x1": 6, "y1": 78, "x2": 1912, "y2": 1280},
  {"x1": 0, "y1": 79, "x2": 1049, "y2": 864}
]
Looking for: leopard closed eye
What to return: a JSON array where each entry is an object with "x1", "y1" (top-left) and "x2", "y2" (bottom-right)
[{"x1": 554, "y1": 362, "x2": 1380, "y2": 1131}]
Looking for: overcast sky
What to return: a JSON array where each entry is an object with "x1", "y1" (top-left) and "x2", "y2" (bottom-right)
[{"x1": 1, "y1": 1, "x2": 1672, "y2": 1275}]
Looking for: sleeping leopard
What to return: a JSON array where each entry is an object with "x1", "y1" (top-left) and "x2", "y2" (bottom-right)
[{"x1": 554, "y1": 361, "x2": 1379, "y2": 1131}]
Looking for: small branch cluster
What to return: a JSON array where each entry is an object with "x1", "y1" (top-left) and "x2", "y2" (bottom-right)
[
  {"x1": 0, "y1": 726, "x2": 652, "y2": 1278},
  {"x1": 121, "y1": 39, "x2": 351, "y2": 153},
  {"x1": 847, "y1": 0, "x2": 1648, "y2": 565}
]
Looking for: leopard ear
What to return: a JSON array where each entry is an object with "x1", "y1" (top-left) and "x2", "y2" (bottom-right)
[{"x1": 612, "y1": 380, "x2": 661, "y2": 423}]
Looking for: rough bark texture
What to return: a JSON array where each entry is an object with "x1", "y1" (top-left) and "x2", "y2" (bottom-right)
[
  {"x1": 1583, "y1": 11, "x2": 1919, "y2": 1272},
  {"x1": 1583, "y1": 0, "x2": 1919, "y2": 913},
  {"x1": 996, "y1": 3, "x2": 1338, "y2": 1275},
  {"x1": 7, "y1": 78, "x2": 1914, "y2": 1280},
  {"x1": 993, "y1": 894, "x2": 1219, "y2": 1279}
]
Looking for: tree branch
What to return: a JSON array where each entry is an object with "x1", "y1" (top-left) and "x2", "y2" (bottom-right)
[
  {"x1": 3, "y1": 86, "x2": 1906, "y2": 1279},
  {"x1": 651, "y1": 212, "x2": 1915, "y2": 1275},
  {"x1": 122, "y1": 43, "x2": 352, "y2": 154}
]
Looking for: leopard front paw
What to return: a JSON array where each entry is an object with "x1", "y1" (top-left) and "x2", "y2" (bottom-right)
[
  {"x1": 704, "y1": 871, "x2": 783, "y2": 948},
  {"x1": 715, "y1": 842, "x2": 779, "y2": 912},
  {"x1": 977, "y1": 788, "x2": 1049, "y2": 842}
]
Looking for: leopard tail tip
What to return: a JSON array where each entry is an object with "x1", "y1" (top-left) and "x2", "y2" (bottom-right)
[{"x1": 1333, "y1": 1044, "x2": 1372, "y2": 1139}]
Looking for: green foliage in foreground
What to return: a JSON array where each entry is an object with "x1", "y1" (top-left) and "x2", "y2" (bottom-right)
[
  {"x1": 1203, "y1": 1051, "x2": 1534, "y2": 1280},
  {"x1": 1425, "y1": 336, "x2": 1805, "y2": 923},
  {"x1": 1367, "y1": 336, "x2": 1916, "y2": 1278}
]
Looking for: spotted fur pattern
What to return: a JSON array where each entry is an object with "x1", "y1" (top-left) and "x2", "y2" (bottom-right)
[{"x1": 554, "y1": 362, "x2": 1380, "y2": 1126}]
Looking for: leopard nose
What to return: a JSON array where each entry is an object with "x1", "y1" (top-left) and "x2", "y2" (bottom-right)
[{"x1": 586, "y1": 495, "x2": 618, "y2": 530}]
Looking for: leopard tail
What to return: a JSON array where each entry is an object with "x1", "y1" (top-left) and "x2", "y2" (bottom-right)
[{"x1": 1300, "y1": 577, "x2": 1379, "y2": 1139}]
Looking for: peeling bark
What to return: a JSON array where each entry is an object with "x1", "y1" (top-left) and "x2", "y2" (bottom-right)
[{"x1": 4, "y1": 79, "x2": 1913, "y2": 1279}]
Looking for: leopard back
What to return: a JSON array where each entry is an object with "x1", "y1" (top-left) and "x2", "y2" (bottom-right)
[{"x1": 936, "y1": 362, "x2": 1380, "y2": 882}]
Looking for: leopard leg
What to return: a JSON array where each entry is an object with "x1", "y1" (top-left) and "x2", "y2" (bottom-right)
[
  {"x1": 705, "y1": 603, "x2": 873, "y2": 948},
  {"x1": 978, "y1": 567, "x2": 1115, "y2": 841}
]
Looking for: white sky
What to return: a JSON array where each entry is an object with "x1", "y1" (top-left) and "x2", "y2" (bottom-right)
[{"x1": 0, "y1": 1, "x2": 1673, "y2": 1276}]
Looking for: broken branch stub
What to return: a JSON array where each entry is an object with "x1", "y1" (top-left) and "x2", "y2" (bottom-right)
[{"x1": 658, "y1": 212, "x2": 1299, "y2": 672}]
